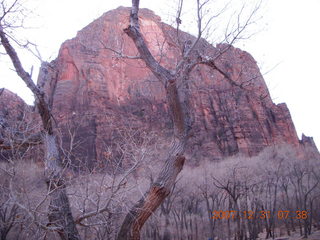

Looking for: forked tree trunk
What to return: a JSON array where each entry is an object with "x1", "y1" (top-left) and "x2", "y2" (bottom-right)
[{"x1": 116, "y1": 1, "x2": 193, "y2": 238}]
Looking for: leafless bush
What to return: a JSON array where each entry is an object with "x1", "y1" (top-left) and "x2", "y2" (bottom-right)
[
  {"x1": 0, "y1": 119, "x2": 163, "y2": 240},
  {"x1": 139, "y1": 144, "x2": 320, "y2": 240}
]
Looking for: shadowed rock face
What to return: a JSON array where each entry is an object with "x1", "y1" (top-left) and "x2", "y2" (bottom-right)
[
  {"x1": 0, "y1": 89, "x2": 28, "y2": 126},
  {"x1": 1, "y1": 7, "x2": 317, "y2": 167},
  {"x1": 45, "y1": 7, "x2": 306, "y2": 167},
  {"x1": 0, "y1": 89, "x2": 41, "y2": 160},
  {"x1": 0, "y1": 89, "x2": 34, "y2": 144}
]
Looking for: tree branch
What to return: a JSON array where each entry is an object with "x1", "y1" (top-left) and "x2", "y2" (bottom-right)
[
  {"x1": 0, "y1": 26, "x2": 53, "y2": 134},
  {"x1": 124, "y1": 0, "x2": 172, "y2": 82},
  {"x1": 0, "y1": 132, "x2": 42, "y2": 150},
  {"x1": 0, "y1": 14, "x2": 80, "y2": 240},
  {"x1": 99, "y1": 40, "x2": 141, "y2": 59}
]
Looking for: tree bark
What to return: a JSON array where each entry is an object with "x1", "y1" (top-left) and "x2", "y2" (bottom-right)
[
  {"x1": 0, "y1": 26, "x2": 80, "y2": 240},
  {"x1": 116, "y1": 1, "x2": 191, "y2": 239}
]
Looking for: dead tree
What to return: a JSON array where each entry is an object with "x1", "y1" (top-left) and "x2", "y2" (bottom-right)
[
  {"x1": 289, "y1": 161, "x2": 319, "y2": 238},
  {"x1": 116, "y1": 1, "x2": 259, "y2": 239},
  {"x1": 200, "y1": 181, "x2": 226, "y2": 240},
  {"x1": 212, "y1": 167, "x2": 245, "y2": 240},
  {"x1": 0, "y1": 180, "x2": 20, "y2": 240},
  {"x1": 0, "y1": 1, "x2": 80, "y2": 239},
  {"x1": 1, "y1": 0, "x2": 260, "y2": 239},
  {"x1": 116, "y1": 1, "x2": 191, "y2": 239}
]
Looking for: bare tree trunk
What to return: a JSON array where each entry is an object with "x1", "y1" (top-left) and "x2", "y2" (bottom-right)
[
  {"x1": 0, "y1": 26, "x2": 80, "y2": 240},
  {"x1": 44, "y1": 135, "x2": 80, "y2": 240},
  {"x1": 117, "y1": 139, "x2": 186, "y2": 240},
  {"x1": 116, "y1": 78, "x2": 187, "y2": 240},
  {"x1": 116, "y1": 0, "x2": 195, "y2": 239},
  {"x1": 116, "y1": 0, "x2": 255, "y2": 237},
  {"x1": 204, "y1": 196, "x2": 215, "y2": 240}
]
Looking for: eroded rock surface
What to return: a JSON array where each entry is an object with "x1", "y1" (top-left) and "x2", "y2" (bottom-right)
[
  {"x1": 1, "y1": 7, "x2": 317, "y2": 167},
  {"x1": 39, "y1": 7, "x2": 309, "y2": 168},
  {"x1": 0, "y1": 89, "x2": 40, "y2": 159}
]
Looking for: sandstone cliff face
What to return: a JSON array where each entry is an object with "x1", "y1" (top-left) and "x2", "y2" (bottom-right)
[
  {"x1": 0, "y1": 89, "x2": 28, "y2": 125},
  {"x1": 0, "y1": 89, "x2": 40, "y2": 159},
  {"x1": 30, "y1": 7, "x2": 313, "y2": 167}
]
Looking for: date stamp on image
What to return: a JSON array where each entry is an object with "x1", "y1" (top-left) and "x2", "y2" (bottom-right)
[{"x1": 211, "y1": 210, "x2": 308, "y2": 220}]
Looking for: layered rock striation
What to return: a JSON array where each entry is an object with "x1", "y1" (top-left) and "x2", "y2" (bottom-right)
[{"x1": 1, "y1": 7, "x2": 317, "y2": 166}]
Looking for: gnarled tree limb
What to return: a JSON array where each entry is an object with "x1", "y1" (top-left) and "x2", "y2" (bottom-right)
[{"x1": 117, "y1": 1, "x2": 191, "y2": 239}]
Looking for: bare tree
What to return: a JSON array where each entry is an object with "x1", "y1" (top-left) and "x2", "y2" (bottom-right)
[
  {"x1": 116, "y1": 1, "x2": 260, "y2": 239},
  {"x1": 1, "y1": 0, "x2": 262, "y2": 239},
  {"x1": 289, "y1": 160, "x2": 319, "y2": 238},
  {"x1": 200, "y1": 179, "x2": 226, "y2": 240},
  {"x1": 0, "y1": 108, "x2": 155, "y2": 240},
  {"x1": 0, "y1": 175, "x2": 21, "y2": 240},
  {"x1": 0, "y1": 1, "x2": 80, "y2": 239}
]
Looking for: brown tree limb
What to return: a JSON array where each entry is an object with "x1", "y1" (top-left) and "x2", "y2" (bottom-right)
[
  {"x1": 117, "y1": 152, "x2": 185, "y2": 240},
  {"x1": 123, "y1": 0, "x2": 172, "y2": 82},
  {"x1": 117, "y1": 1, "x2": 190, "y2": 239}
]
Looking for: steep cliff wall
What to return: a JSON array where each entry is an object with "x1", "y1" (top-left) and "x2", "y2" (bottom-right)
[
  {"x1": 35, "y1": 7, "x2": 307, "y2": 168},
  {"x1": 1, "y1": 7, "x2": 316, "y2": 167}
]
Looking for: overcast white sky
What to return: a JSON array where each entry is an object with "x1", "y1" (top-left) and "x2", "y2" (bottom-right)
[{"x1": 0, "y1": 0, "x2": 319, "y2": 149}]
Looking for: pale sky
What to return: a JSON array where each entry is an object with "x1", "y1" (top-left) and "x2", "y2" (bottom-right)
[{"x1": 0, "y1": 0, "x2": 319, "y2": 149}]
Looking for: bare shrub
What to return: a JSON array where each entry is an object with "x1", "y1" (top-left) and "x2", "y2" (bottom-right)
[{"x1": 140, "y1": 144, "x2": 320, "y2": 240}]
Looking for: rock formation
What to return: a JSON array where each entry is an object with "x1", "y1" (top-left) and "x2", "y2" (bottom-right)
[
  {"x1": 0, "y1": 88, "x2": 28, "y2": 126},
  {"x1": 0, "y1": 88, "x2": 41, "y2": 158},
  {"x1": 1, "y1": 7, "x2": 318, "y2": 166}
]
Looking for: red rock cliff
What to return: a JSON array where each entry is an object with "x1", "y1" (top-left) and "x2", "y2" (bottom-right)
[
  {"x1": 36, "y1": 7, "x2": 315, "y2": 168},
  {"x1": 0, "y1": 89, "x2": 41, "y2": 158}
]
